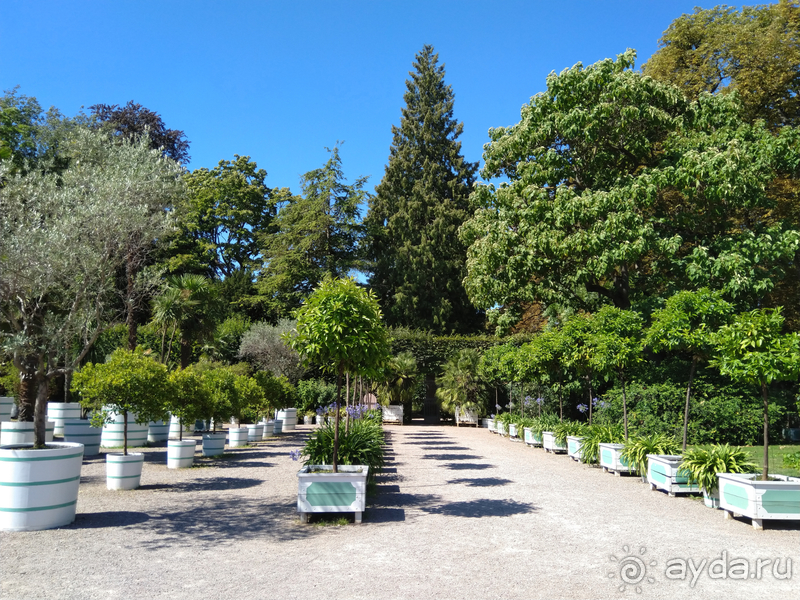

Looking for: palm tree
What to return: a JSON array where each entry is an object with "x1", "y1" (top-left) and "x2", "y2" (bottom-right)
[
  {"x1": 378, "y1": 351, "x2": 419, "y2": 407},
  {"x1": 151, "y1": 274, "x2": 220, "y2": 369},
  {"x1": 436, "y1": 349, "x2": 485, "y2": 418}
]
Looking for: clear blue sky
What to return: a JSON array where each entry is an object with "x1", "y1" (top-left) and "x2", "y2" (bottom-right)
[{"x1": 2, "y1": 1, "x2": 723, "y2": 199}]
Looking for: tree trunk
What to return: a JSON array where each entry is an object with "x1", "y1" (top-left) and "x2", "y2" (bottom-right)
[
  {"x1": 621, "y1": 374, "x2": 629, "y2": 441},
  {"x1": 682, "y1": 356, "x2": 698, "y2": 451},
  {"x1": 587, "y1": 376, "x2": 594, "y2": 425},
  {"x1": 34, "y1": 373, "x2": 49, "y2": 448},
  {"x1": 334, "y1": 366, "x2": 342, "y2": 473},
  {"x1": 762, "y1": 382, "x2": 769, "y2": 481},
  {"x1": 345, "y1": 372, "x2": 350, "y2": 433},
  {"x1": 17, "y1": 356, "x2": 38, "y2": 422},
  {"x1": 124, "y1": 410, "x2": 129, "y2": 456},
  {"x1": 126, "y1": 256, "x2": 139, "y2": 351}
]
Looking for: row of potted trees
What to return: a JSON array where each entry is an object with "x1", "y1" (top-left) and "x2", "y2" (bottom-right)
[{"x1": 483, "y1": 414, "x2": 800, "y2": 530}]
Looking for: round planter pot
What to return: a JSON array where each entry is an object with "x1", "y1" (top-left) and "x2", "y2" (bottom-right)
[
  {"x1": 202, "y1": 432, "x2": 226, "y2": 457},
  {"x1": 247, "y1": 424, "x2": 264, "y2": 442},
  {"x1": 277, "y1": 409, "x2": 297, "y2": 431},
  {"x1": 228, "y1": 427, "x2": 249, "y2": 447},
  {"x1": 0, "y1": 421, "x2": 55, "y2": 445},
  {"x1": 106, "y1": 453, "x2": 144, "y2": 490},
  {"x1": 262, "y1": 420, "x2": 274, "y2": 439},
  {"x1": 0, "y1": 397, "x2": 14, "y2": 422},
  {"x1": 0, "y1": 441, "x2": 85, "y2": 532},
  {"x1": 100, "y1": 411, "x2": 147, "y2": 448},
  {"x1": 167, "y1": 439, "x2": 196, "y2": 469},
  {"x1": 316, "y1": 415, "x2": 326, "y2": 426},
  {"x1": 147, "y1": 420, "x2": 169, "y2": 443},
  {"x1": 168, "y1": 415, "x2": 194, "y2": 439},
  {"x1": 46, "y1": 402, "x2": 82, "y2": 437},
  {"x1": 303, "y1": 415, "x2": 313, "y2": 425},
  {"x1": 63, "y1": 420, "x2": 102, "y2": 456},
  {"x1": 273, "y1": 419, "x2": 283, "y2": 434}
]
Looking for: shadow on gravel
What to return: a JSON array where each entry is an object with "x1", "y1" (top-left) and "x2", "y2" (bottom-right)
[
  {"x1": 70, "y1": 511, "x2": 151, "y2": 528},
  {"x1": 366, "y1": 508, "x2": 406, "y2": 522},
  {"x1": 419, "y1": 444, "x2": 471, "y2": 450},
  {"x1": 443, "y1": 462, "x2": 496, "y2": 470},
  {"x1": 139, "y1": 476, "x2": 262, "y2": 493},
  {"x1": 421, "y1": 453, "x2": 483, "y2": 461},
  {"x1": 420, "y1": 499, "x2": 536, "y2": 518},
  {"x1": 447, "y1": 477, "x2": 514, "y2": 487}
]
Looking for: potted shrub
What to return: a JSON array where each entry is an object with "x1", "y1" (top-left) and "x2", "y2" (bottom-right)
[
  {"x1": 553, "y1": 421, "x2": 587, "y2": 461},
  {"x1": 681, "y1": 444, "x2": 758, "y2": 508},
  {"x1": 579, "y1": 424, "x2": 624, "y2": 466},
  {"x1": 436, "y1": 349, "x2": 485, "y2": 428},
  {"x1": 620, "y1": 433, "x2": 681, "y2": 482},
  {"x1": 164, "y1": 367, "x2": 209, "y2": 465},
  {"x1": 72, "y1": 349, "x2": 170, "y2": 490}
]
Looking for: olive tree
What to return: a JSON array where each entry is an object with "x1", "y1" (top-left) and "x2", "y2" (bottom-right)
[{"x1": 0, "y1": 127, "x2": 182, "y2": 447}]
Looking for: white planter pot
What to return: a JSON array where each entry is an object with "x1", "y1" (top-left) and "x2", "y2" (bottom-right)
[
  {"x1": 228, "y1": 427, "x2": 249, "y2": 447},
  {"x1": 703, "y1": 488, "x2": 720, "y2": 508},
  {"x1": 524, "y1": 427, "x2": 543, "y2": 446},
  {"x1": 647, "y1": 454, "x2": 699, "y2": 496},
  {"x1": 315, "y1": 415, "x2": 326, "y2": 426},
  {"x1": 46, "y1": 402, "x2": 82, "y2": 437},
  {"x1": 599, "y1": 442, "x2": 633, "y2": 475},
  {"x1": 0, "y1": 397, "x2": 14, "y2": 421},
  {"x1": 496, "y1": 421, "x2": 507, "y2": 436},
  {"x1": 567, "y1": 436, "x2": 584, "y2": 461},
  {"x1": 481, "y1": 418, "x2": 491, "y2": 429},
  {"x1": 63, "y1": 420, "x2": 102, "y2": 456},
  {"x1": 486, "y1": 419, "x2": 496, "y2": 432},
  {"x1": 277, "y1": 409, "x2": 297, "y2": 431},
  {"x1": 0, "y1": 421, "x2": 55, "y2": 445},
  {"x1": 247, "y1": 424, "x2": 264, "y2": 442},
  {"x1": 717, "y1": 472, "x2": 800, "y2": 529},
  {"x1": 297, "y1": 465, "x2": 369, "y2": 524},
  {"x1": 542, "y1": 431, "x2": 566, "y2": 453},
  {"x1": 147, "y1": 420, "x2": 169, "y2": 443},
  {"x1": 508, "y1": 423, "x2": 518, "y2": 438},
  {"x1": 168, "y1": 415, "x2": 194, "y2": 439},
  {"x1": 167, "y1": 439, "x2": 196, "y2": 469},
  {"x1": 0, "y1": 441, "x2": 85, "y2": 531},
  {"x1": 304, "y1": 415, "x2": 313, "y2": 425},
  {"x1": 455, "y1": 407, "x2": 479, "y2": 427},
  {"x1": 202, "y1": 432, "x2": 226, "y2": 456},
  {"x1": 382, "y1": 405, "x2": 403, "y2": 425},
  {"x1": 101, "y1": 410, "x2": 147, "y2": 448},
  {"x1": 273, "y1": 420, "x2": 284, "y2": 434},
  {"x1": 106, "y1": 453, "x2": 144, "y2": 490},
  {"x1": 261, "y1": 420, "x2": 275, "y2": 438}
]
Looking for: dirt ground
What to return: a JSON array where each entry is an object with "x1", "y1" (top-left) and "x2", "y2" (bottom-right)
[{"x1": 1, "y1": 422, "x2": 798, "y2": 600}]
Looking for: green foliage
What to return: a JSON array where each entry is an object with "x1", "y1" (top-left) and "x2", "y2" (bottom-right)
[
  {"x1": 203, "y1": 314, "x2": 251, "y2": 364},
  {"x1": 391, "y1": 328, "x2": 515, "y2": 375},
  {"x1": 552, "y1": 421, "x2": 587, "y2": 446},
  {"x1": 365, "y1": 45, "x2": 481, "y2": 333},
  {"x1": 461, "y1": 50, "x2": 800, "y2": 332},
  {"x1": 254, "y1": 372, "x2": 298, "y2": 413},
  {"x1": 375, "y1": 351, "x2": 418, "y2": 409},
  {"x1": 581, "y1": 424, "x2": 625, "y2": 465},
  {"x1": 238, "y1": 319, "x2": 305, "y2": 383},
  {"x1": 200, "y1": 364, "x2": 263, "y2": 425},
  {"x1": 525, "y1": 414, "x2": 561, "y2": 437},
  {"x1": 257, "y1": 145, "x2": 366, "y2": 319},
  {"x1": 296, "y1": 378, "x2": 337, "y2": 415},
  {"x1": 72, "y1": 349, "x2": 170, "y2": 454},
  {"x1": 166, "y1": 366, "x2": 210, "y2": 435},
  {"x1": 680, "y1": 444, "x2": 759, "y2": 493},
  {"x1": 621, "y1": 433, "x2": 682, "y2": 476},
  {"x1": 0, "y1": 362, "x2": 19, "y2": 396},
  {"x1": 302, "y1": 419, "x2": 385, "y2": 481},
  {"x1": 784, "y1": 451, "x2": 800, "y2": 469},
  {"x1": 436, "y1": 349, "x2": 486, "y2": 416}
]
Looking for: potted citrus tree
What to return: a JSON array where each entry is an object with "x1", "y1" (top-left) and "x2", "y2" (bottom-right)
[{"x1": 72, "y1": 349, "x2": 170, "y2": 489}]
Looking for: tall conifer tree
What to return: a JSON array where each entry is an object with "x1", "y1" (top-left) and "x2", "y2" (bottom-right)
[{"x1": 366, "y1": 45, "x2": 480, "y2": 333}]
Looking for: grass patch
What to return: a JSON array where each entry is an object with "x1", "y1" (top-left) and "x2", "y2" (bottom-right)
[
  {"x1": 740, "y1": 445, "x2": 800, "y2": 477},
  {"x1": 309, "y1": 515, "x2": 351, "y2": 527}
]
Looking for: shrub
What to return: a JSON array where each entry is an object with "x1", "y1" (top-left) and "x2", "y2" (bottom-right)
[
  {"x1": 302, "y1": 419, "x2": 385, "y2": 481},
  {"x1": 296, "y1": 378, "x2": 337, "y2": 415},
  {"x1": 680, "y1": 445, "x2": 758, "y2": 494},
  {"x1": 621, "y1": 433, "x2": 682, "y2": 476},
  {"x1": 580, "y1": 424, "x2": 625, "y2": 465}
]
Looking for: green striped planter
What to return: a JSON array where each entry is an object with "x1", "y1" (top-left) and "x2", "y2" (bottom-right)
[
  {"x1": 228, "y1": 427, "x2": 249, "y2": 447},
  {"x1": 106, "y1": 453, "x2": 144, "y2": 490},
  {"x1": 147, "y1": 420, "x2": 169, "y2": 443},
  {"x1": 202, "y1": 432, "x2": 226, "y2": 457},
  {"x1": 0, "y1": 421, "x2": 55, "y2": 445},
  {"x1": 717, "y1": 473, "x2": 800, "y2": 530},
  {"x1": 168, "y1": 415, "x2": 194, "y2": 439},
  {"x1": 647, "y1": 454, "x2": 699, "y2": 496},
  {"x1": 247, "y1": 424, "x2": 264, "y2": 442},
  {"x1": 0, "y1": 441, "x2": 84, "y2": 531},
  {"x1": 567, "y1": 436, "x2": 584, "y2": 461},
  {"x1": 46, "y1": 402, "x2": 81, "y2": 437},
  {"x1": 277, "y1": 409, "x2": 297, "y2": 431},
  {"x1": 63, "y1": 420, "x2": 101, "y2": 456},
  {"x1": 542, "y1": 432, "x2": 567, "y2": 454},
  {"x1": 508, "y1": 423, "x2": 518, "y2": 438},
  {"x1": 523, "y1": 427, "x2": 543, "y2": 446},
  {"x1": 167, "y1": 439, "x2": 196, "y2": 469},
  {"x1": 599, "y1": 443, "x2": 633, "y2": 475},
  {"x1": 273, "y1": 420, "x2": 283, "y2": 434},
  {"x1": 0, "y1": 397, "x2": 15, "y2": 421},
  {"x1": 262, "y1": 420, "x2": 274, "y2": 439},
  {"x1": 297, "y1": 465, "x2": 369, "y2": 524}
]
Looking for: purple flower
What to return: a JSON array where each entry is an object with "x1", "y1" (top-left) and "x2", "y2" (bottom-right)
[
  {"x1": 535, "y1": 397, "x2": 544, "y2": 406},
  {"x1": 289, "y1": 449, "x2": 301, "y2": 461},
  {"x1": 495, "y1": 403, "x2": 502, "y2": 410},
  {"x1": 508, "y1": 402, "x2": 515, "y2": 409},
  {"x1": 577, "y1": 403, "x2": 588, "y2": 413}
]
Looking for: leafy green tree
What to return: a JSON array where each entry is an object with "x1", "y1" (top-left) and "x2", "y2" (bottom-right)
[
  {"x1": 646, "y1": 289, "x2": 734, "y2": 449},
  {"x1": 589, "y1": 307, "x2": 644, "y2": 440},
  {"x1": 257, "y1": 145, "x2": 366, "y2": 318},
  {"x1": 435, "y1": 349, "x2": 485, "y2": 417},
  {"x1": 166, "y1": 155, "x2": 285, "y2": 281},
  {"x1": 643, "y1": 1, "x2": 800, "y2": 129},
  {"x1": 710, "y1": 307, "x2": 800, "y2": 480},
  {"x1": 516, "y1": 328, "x2": 573, "y2": 420},
  {"x1": 376, "y1": 351, "x2": 419, "y2": 409},
  {"x1": 238, "y1": 319, "x2": 305, "y2": 383},
  {"x1": 0, "y1": 127, "x2": 183, "y2": 446},
  {"x1": 165, "y1": 366, "x2": 210, "y2": 439},
  {"x1": 150, "y1": 274, "x2": 221, "y2": 369},
  {"x1": 284, "y1": 276, "x2": 389, "y2": 471},
  {"x1": 561, "y1": 313, "x2": 599, "y2": 424},
  {"x1": 460, "y1": 51, "x2": 800, "y2": 333},
  {"x1": 365, "y1": 45, "x2": 480, "y2": 333},
  {"x1": 72, "y1": 349, "x2": 170, "y2": 454}
]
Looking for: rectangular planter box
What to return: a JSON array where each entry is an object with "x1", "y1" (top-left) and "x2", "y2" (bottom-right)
[
  {"x1": 508, "y1": 423, "x2": 518, "y2": 438},
  {"x1": 481, "y1": 418, "x2": 492, "y2": 429},
  {"x1": 382, "y1": 405, "x2": 403, "y2": 425},
  {"x1": 297, "y1": 465, "x2": 369, "y2": 524},
  {"x1": 542, "y1": 431, "x2": 566, "y2": 453},
  {"x1": 496, "y1": 422, "x2": 507, "y2": 436},
  {"x1": 523, "y1": 428, "x2": 543, "y2": 447},
  {"x1": 599, "y1": 442, "x2": 633, "y2": 475},
  {"x1": 717, "y1": 472, "x2": 800, "y2": 530},
  {"x1": 455, "y1": 408, "x2": 479, "y2": 427},
  {"x1": 567, "y1": 436, "x2": 584, "y2": 461},
  {"x1": 647, "y1": 454, "x2": 699, "y2": 496}
]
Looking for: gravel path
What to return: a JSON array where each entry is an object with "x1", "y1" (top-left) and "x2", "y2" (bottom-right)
[{"x1": 1, "y1": 423, "x2": 798, "y2": 600}]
